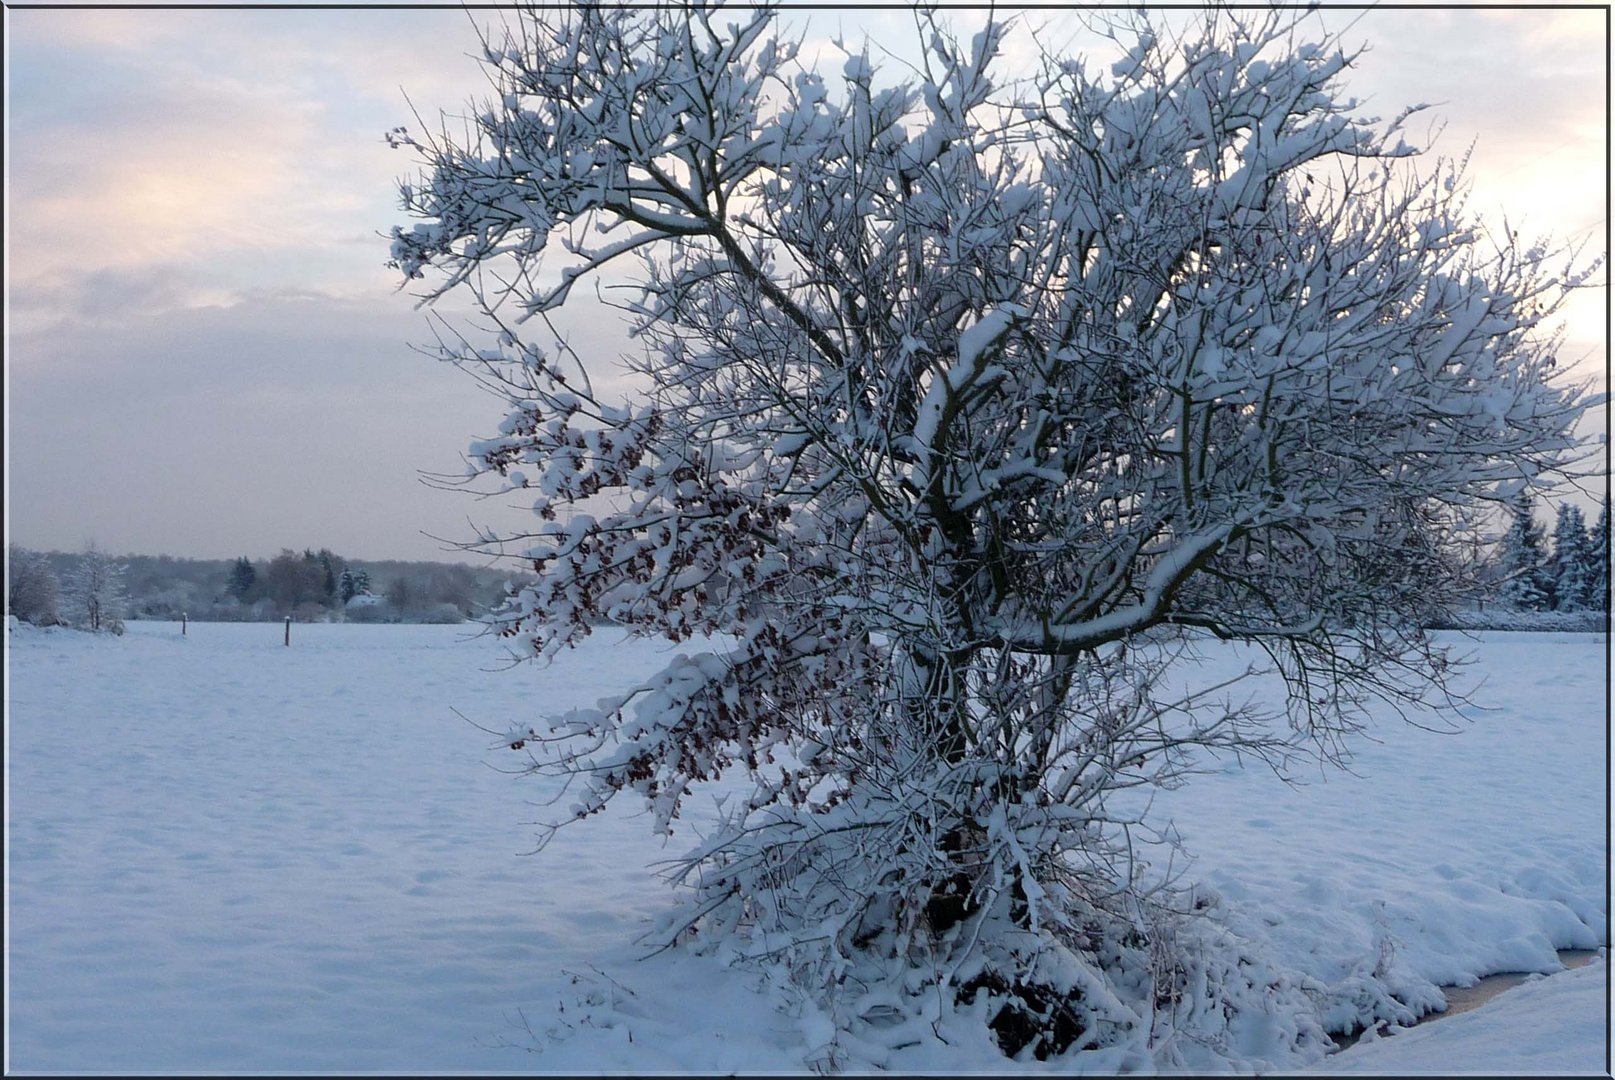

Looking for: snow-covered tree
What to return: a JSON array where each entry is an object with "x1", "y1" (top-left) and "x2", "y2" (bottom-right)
[
  {"x1": 1588, "y1": 495, "x2": 1610, "y2": 614},
  {"x1": 1497, "y1": 493, "x2": 1552, "y2": 610},
  {"x1": 339, "y1": 566, "x2": 372, "y2": 604},
  {"x1": 1549, "y1": 503, "x2": 1594, "y2": 611},
  {"x1": 390, "y1": 7, "x2": 1597, "y2": 1063},
  {"x1": 8, "y1": 544, "x2": 61, "y2": 626},
  {"x1": 66, "y1": 543, "x2": 127, "y2": 634}
]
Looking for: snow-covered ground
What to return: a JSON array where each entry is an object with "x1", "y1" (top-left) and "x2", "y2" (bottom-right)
[
  {"x1": 1307, "y1": 956, "x2": 1608, "y2": 1076},
  {"x1": 5, "y1": 620, "x2": 1608, "y2": 1073}
]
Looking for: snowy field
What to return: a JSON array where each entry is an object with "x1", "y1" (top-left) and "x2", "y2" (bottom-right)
[{"x1": 5, "y1": 620, "x2": 1608, "y2": 1074}]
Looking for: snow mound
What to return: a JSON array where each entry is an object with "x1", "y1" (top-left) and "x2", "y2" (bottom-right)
[{"x1": 1316, "y1": 955, "x2": 1609, "y2": 1075}]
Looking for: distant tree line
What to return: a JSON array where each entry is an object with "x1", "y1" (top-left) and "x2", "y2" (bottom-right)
[
  {"x1": 7, "y1": 544, "x2": 535, "y2": 626},
  {"x1": 10, "y1": 510, "x2": 1602, "y2": 631},
  {"x1": 1494, "y1": 493, "x2": 1610, "y2": 614}
]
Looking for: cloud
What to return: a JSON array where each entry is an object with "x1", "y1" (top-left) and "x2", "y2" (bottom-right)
[
  {"x1": 10, "y1": 35, "x2": 312, "y2": 267},
  {"x1": 5, "y1": 264, "x2": 246, "y2": 343},
  {"x1": 6, "y1": 8, "x2": 490, "y2": 328},
  {"x1": 1336, "y1": 11, "x2": 1604, "y2": 211}
]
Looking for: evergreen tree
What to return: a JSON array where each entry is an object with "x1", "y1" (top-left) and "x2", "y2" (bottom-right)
[
  {"x1": 1549, "y1": 504, "x2": 1593, "y2": 611},
  {"x1": 337, "y1": 566, "x2": 371, "y2": 604},
  {"x1": 1590, "y1": 495, "x2": 1610, "y2": 614},
  {"x1": 1498, "y1": 493, "x2": 1551, "y2": 610},
  {"x1": 226, "y1": 556, "x2": 257, "y2": 600}
]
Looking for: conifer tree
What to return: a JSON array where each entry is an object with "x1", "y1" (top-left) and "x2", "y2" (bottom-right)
[
  {"x1": 338, "y1": 567, "x2": 372, "y2": 604},
  {"x1": 1549, "y1": 504, "x2": 1593, "y2": 611},
  {"x1": 226, "y1": 556, "x2": 257, "y2": 601},
  {"x1": 321, "y1": 557, "x2": 339, "y2": 605},
  {"x1": 1590, "y1": 495, "x2": 1610, "y2": 614},
  {"x1": 1498, "y1": 494, "x2": 1551, "y2": 610}
]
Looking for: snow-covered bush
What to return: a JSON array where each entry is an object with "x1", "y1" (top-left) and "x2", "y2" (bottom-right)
[
  {"x1": 417, "y1": 601, "x2": 466, "y2": 624},
  {"x1": 390, "y1": 6, "x2": 1597, "y2": 1066},
  {"x1": 8, "y1": 544, "x2": 62, "y2": 626},
  {"x1": 343, "y1": 598, "x2": 398, "y2": 624},
  {"x1": 130, "y1": 581, "x2": 203, "y2": 621}
]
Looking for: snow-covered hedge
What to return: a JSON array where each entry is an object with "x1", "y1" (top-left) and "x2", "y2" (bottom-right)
[{"x1": 1428, "y1": 609, "x2": 1607, "y2": 633}]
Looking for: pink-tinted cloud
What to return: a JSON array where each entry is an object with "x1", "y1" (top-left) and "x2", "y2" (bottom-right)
[{"x1": 6, "y1": 7, "x2": 487, "y2": 334}]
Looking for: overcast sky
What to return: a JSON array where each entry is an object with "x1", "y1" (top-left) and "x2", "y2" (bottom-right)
[{"x1": 4, "y1": 4, "x2": 1607, "y2": 563}]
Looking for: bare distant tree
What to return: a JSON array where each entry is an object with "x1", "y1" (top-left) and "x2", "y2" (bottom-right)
[
  {"x1": 384, "y1": 575, "x2": 420, "y2": 614},
  {"x1": 260, "y1": 549, "x2": 327, "y2": 615}
]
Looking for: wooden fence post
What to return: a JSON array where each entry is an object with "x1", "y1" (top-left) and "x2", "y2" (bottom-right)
[
  {"x1": 182, "y1": 612, "x2": 188, "y2": 636},
  {"x1": 284, "y1": 616, "x2": 291, "y2": 647}
]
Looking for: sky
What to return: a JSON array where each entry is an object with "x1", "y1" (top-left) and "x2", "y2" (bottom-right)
[{"x1": 3, "y1": 4, "x2": 1608, "y2": 564}]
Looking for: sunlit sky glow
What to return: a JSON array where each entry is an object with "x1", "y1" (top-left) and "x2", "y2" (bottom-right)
[{"x1": 4, "y1": 4, "x2": 1607, "y2": 563}]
